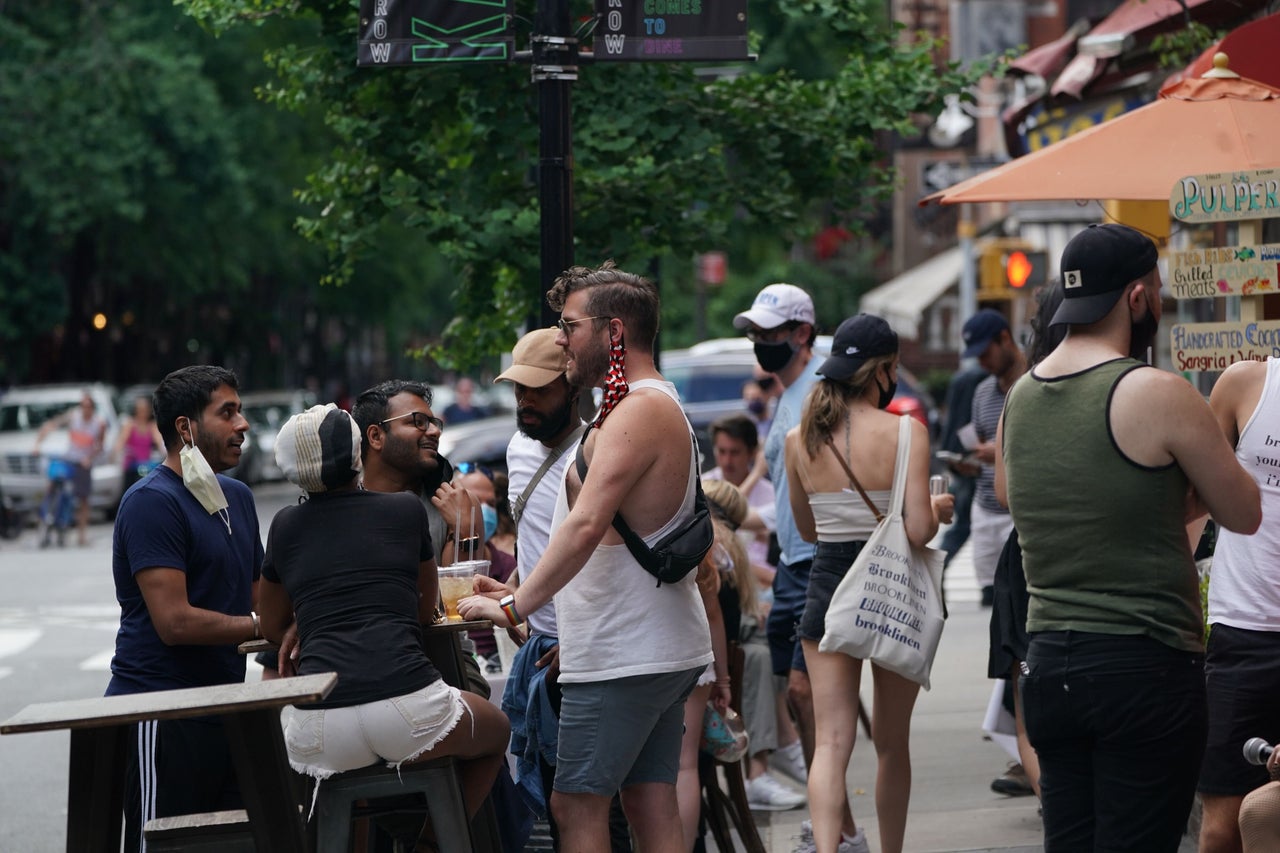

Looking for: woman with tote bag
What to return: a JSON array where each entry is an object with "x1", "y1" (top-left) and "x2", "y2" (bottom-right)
[{"x1": 783, "y1": 314, "x2": 953, "y2": 853}]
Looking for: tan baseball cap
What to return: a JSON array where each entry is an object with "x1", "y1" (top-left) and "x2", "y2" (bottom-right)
[{"x1": 494, "y1": 328, "x2": 568, "y2": 388}]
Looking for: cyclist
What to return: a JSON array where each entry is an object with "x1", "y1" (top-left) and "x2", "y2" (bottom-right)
[{"x1": 34, "y1": 391, "x2": 106, "y2": 547}]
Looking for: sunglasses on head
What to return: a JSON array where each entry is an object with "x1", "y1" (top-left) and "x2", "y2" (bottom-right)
[{"x1": 456, "y1": 461, "x2": 495, "y2": 482}]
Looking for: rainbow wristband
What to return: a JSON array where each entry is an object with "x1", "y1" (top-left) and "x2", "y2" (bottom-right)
[{"x1": 499, "y1": 595, "x2": 521, "y2": 627}]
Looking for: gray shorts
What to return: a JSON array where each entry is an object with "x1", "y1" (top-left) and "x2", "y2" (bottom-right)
[{"x1": 554, "y1": 667, "x2": 702, "y2": 796}]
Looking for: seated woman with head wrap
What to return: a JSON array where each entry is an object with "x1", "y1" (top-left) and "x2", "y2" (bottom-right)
[{"x1": 259, "y1": 404, "x2": 510, "y2": 820}]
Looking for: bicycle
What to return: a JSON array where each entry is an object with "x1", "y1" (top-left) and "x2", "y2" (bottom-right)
[{"x1": 37, "y1": 456, "x2": 77, "y2": 548}]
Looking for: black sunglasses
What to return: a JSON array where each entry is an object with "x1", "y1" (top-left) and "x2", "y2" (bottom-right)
[{"x1": 380, "y1": 411, "x2": 444, "y2": 432}]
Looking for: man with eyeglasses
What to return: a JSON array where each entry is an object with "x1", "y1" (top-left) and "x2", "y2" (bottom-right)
[
  {"x1": 352, "y1": 381, "x2": 481, "y2": 560},
  {"x1": 733, "y1": 284, "x2": 858, "y2": 851},
  {"x1": 461, "y1": 261, "x2": 713, "y2": 853}
]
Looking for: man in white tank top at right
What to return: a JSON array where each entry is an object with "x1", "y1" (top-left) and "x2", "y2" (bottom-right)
[
  {"x1": 997, "y1": 223, "x2": 1260, "y2": 853},
  {"x1": 1197, "y1": 357, "x2": 1280, "y2": 853}
]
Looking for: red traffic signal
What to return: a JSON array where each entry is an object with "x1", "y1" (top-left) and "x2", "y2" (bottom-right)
[{"x1": 1003, "y1": 250, "x2": 1047, "y2": 290}]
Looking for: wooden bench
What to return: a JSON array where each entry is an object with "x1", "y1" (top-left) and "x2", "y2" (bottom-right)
[
  {"x1": 0, "y1": 672, "x2": 337, "y2": 853},
  {"x1": 144, "y1": 809, "x2": 255, "y2": 852}
]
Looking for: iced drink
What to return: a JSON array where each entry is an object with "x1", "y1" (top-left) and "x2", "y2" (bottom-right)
[{"x1": 438, "y1": 560, "x2": 490, "y2": 622}]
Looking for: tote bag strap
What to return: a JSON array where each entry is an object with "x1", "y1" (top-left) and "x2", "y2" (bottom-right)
[{"x1": 888, "y1": 415, "x2": 913, "y2": 517}]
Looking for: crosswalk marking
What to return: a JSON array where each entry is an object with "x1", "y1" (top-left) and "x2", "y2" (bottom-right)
[
  {"x1": 79, "y1": 648, "x2": 115, "y2": 672},
  {"x1": 0, "y1": 628, "x2": 41, "y2": 660}
]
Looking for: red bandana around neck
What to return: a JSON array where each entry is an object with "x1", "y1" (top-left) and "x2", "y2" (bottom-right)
[{"x1": 593, "y1": 335, "x2": 629, "y2": 427}]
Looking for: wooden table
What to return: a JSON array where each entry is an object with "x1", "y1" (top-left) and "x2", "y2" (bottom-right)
[{"x1": 0, "y1": 672, "x2": 337, "y2": 853}]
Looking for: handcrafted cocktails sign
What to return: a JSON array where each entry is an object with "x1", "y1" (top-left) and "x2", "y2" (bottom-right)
[
  {"x1": 1170, "y1": 169, "x2": 1280, "y2": 224},
  {"x1": 592, "y1": 0, "x2": 748, "y2": 61},
  {"x1": 1170, "y1": 321, "x2": 1280, "y2": 371},
  {"x1": 358, "y1": 0, "x2": 513, "y2": 66},
  {"x1": 1168, "y1": 243, "x2": 1280, "y2": 299}
]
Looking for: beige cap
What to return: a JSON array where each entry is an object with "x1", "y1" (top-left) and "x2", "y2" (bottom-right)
[{"x1": 494, "y1": 328, "x2": 567, "y2": 388}]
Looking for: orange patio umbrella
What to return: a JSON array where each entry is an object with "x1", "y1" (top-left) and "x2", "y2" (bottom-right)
[{"x1": 920, "y1": 54, "x2": 1280, "y2": 206}]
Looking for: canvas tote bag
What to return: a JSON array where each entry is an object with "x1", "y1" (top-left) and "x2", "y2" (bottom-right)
[{"x1": 819, "y1": 415, "x2": 946, "y2": 689}]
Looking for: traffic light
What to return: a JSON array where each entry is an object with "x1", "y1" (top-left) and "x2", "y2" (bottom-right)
[
  {"x1": 978, "y1": 240, "x2": 1048, "y2": 299},
  {"x1": 1004, "y1": 249, "x2": 1047, "y2": 290}
]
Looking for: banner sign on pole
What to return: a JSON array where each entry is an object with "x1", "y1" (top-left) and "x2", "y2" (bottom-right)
[
  {"x1": 592, "y1": 0, "x2": 749, "y2": 61},
  {"x1": 359, "y1": 0, "x2": 513, "y2": 67},
  {"x1": 1168, "y1": 243, "x2": 1280, "y2": 299},
  {"x1": 1170, "y1": 169, "x2": 1280, "y2": 224},
  {"x1": 1170, "y1": 321, "x2": 1280, "y2": 372}
]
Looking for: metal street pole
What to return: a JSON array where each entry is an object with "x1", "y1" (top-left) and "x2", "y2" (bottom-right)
[{"x1": 532, "y1": 0, "x2": 577, "y2": 329}]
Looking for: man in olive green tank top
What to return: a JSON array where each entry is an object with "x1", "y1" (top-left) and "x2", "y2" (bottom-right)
[{"x1": 996, "y1": 224, "x2": 1260, "y2": 853}]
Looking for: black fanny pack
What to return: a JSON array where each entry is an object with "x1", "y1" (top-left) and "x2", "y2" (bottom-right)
[{"x1": 575, "y1": 427, "x2": 714, "y2": 586}]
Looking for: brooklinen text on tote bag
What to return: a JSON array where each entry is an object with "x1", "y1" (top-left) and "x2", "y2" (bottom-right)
[{"x1": 819, "y1": 415, "x2": 946, "y2": 689}]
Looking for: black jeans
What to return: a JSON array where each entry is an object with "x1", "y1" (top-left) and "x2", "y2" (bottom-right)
[{"x1": 1021, "y1": 631, "x2": 1206, "y2": 853}]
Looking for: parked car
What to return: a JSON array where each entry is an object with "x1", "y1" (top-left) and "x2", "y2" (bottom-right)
[
  {"x1": 661, "y1": 337, "x2": 939, "y2": 466},
  {"x1": 0, "y1": 384, "x2": 123, "y2": 517},
  {"x1": 229, "y1": 390, "x2": 316, "y2": 484},
  {"x1": 436, "y1": 414, "x2": 517, "y2": 476}
]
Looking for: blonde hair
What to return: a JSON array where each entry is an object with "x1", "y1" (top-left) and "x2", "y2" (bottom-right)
[
  {"x1": 701, "y1": 479, "x2": 758, "y2": 620},
  {"x1": 800, "y1": 353, "x2": 897, "y2": 458}
]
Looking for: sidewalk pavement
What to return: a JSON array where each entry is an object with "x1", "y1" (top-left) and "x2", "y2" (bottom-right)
[{"x1": 750, "y1": 538, "x2": 1047, "y2": 853}]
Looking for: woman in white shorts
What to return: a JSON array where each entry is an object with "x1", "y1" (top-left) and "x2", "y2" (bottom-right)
[{"x1": 259, "y1": 404, "x2": 510, "y2": 821}]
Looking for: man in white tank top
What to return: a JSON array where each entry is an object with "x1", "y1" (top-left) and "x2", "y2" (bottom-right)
[
  {"x1": 1198, "y1": 358, "x2": 1280, "y2": 853},
  {"x1": 461, "y1": 261, "x2": 713, "y2": 853}
]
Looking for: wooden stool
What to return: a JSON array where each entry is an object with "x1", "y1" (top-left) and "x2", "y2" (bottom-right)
[
  {"x1": 699, "y1": 643, "x2": 766, "y2": 853},
  {"x1": 316, "y1": 757, "x2": 473, "y2": 853}
]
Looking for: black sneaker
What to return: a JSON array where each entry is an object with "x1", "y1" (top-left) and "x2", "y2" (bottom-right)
[{"x1": 991, "y1": 762, "x2": 1035, "y2": 796}]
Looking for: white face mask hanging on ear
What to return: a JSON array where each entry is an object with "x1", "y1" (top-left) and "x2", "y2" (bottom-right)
[{"x1": 179, "y1": 420, "x2": 230, "y2": 526}]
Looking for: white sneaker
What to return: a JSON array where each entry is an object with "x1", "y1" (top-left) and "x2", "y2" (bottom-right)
[
  {"x1": 745, "y1": 773, "x2": 806, "y2": 811},
  {"x1": 791, "y1": 821, "x2": 870, "y2": 853},
  {"x1": 772, "y1": 740, "x2": 808, "y2": 783}
]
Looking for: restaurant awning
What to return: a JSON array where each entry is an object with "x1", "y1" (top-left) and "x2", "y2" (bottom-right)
[
  {"x1": 1164, "y1": 11, "x2": 1280, "y2": 89},
  {"x1": 1050, "y1": 0, "x2": 1266, "y2": 99},
  {"x1": 859, "y1": 247, "x2": 963, "y2": 340}
]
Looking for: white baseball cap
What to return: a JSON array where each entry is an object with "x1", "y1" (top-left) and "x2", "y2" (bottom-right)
[{"x1": 733, "y1": 283, "x2": 815, "y2": 330}]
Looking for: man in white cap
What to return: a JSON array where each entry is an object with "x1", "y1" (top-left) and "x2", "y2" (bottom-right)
[{"x1": 732, "y1": 284, "x2": 822, "y2": 800}]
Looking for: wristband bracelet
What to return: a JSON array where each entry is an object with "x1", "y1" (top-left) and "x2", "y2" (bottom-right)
[
  {"x1": 499, "y1": 595, "x2": 521, "y2": 627},
  {"x1": 250, "y1": 610, "x2": 262, "y2": 639}
]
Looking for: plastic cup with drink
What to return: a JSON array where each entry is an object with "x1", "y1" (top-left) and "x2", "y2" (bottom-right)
[{"x1": 438, "y1": 559, "x2": 490, "y2": 622}]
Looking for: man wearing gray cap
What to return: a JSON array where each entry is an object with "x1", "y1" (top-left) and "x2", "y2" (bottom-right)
[{"x1": 998, "y1": 223, "x2": 1261, "y2": 852}]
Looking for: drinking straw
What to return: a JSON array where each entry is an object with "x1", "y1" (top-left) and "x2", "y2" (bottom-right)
[
  {"x1": 454, "y1": 505, "x2": 461, "y2": 566},
  {"x1": 469, "y1": 505, "x2": 477, "y2": 562}
]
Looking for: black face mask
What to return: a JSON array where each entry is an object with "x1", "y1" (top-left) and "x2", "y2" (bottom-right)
[
  {"x1": 1129, "y1": 298, "x2": 1160, "y2": 363},
  {"x1": 754, "y1": 340, "x2": 795, "y2": 373},
  {"x1": 876, "y1": 376, "x2": 897, "y2": 410}
]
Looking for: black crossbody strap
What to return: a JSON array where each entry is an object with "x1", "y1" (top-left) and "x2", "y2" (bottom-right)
[{"x1": 575, "y1": 425, "x2": 708, "y2": 582}]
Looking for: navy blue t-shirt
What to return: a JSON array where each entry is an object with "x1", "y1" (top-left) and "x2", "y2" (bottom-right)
[{"x1": 107, "y1": 465, "x2": 263, "y2": 695}]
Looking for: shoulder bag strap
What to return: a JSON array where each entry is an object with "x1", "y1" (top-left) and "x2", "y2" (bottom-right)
[
  {"x1": 887, "y1": 415, "x2": 913, "y2": 517},
  {"x1": 512, "y1": 424, "x2": 585, "y2": 525},
  {"x1": 823, "y1": 434, "x2": 885, "y2": 524}
]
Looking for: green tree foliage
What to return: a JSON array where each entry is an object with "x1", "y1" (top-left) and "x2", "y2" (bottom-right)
[{"x1": 180, "y1": 0, "x2": 993, "y2": 369}]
